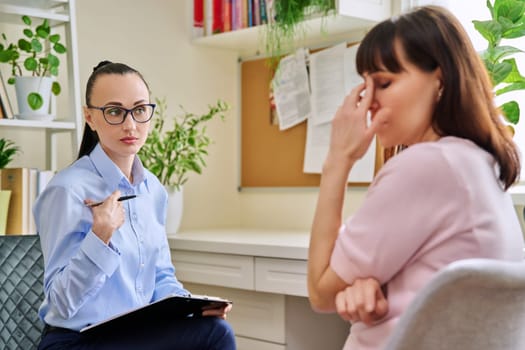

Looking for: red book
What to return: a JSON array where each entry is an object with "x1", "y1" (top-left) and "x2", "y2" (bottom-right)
[
  {"x1": 193, "y1": 0, "x2": 204, "y2": 37},
  {"x1": 212, "y1": 0, "x2": 223, "y2": 34}
]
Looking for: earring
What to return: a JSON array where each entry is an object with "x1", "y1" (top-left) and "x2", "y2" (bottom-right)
[{"x1": 437, "y1": 88, "x2": 443, "y2": 101}]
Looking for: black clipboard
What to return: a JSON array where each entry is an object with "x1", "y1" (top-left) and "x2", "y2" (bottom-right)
[{"x1": 79, "y1": 294, "x2": 232, "y2": 337}]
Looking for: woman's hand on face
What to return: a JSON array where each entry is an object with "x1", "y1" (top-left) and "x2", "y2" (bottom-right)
[
  {"x1": 335, "y1": 277, "x2": 389, "y2": 326},
  {"x1": 327, "y1": 75, "x2": 389, "y2": 165},
  {"x1": 85, "y1": 190, "x2": 125, "y2": 244},
  {"x1": 202, "y1": 303, "x2": 233, "y2": 319}
]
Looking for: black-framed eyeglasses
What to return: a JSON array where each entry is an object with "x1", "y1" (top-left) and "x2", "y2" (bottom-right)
[{"x1": 87, "y1": 103, "x2": 156, "y2": 125}]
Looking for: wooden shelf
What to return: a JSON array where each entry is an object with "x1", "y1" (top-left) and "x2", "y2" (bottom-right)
[
  {"x1": 191, "y1": 0, "x2": 392, "y2": 57},
  {"x1": 0, "y1": 1, "x2": 69, "y2": 24},
  {"x1": 193, "y1": 14, "x2": 375, "y2": 56},
  {"x1": 0, "y1": 118, "x2": 75, "y2": 130}
]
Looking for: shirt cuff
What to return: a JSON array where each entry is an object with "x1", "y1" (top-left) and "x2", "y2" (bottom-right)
[{"x1": 80, "y1": 231, "x2": 121, "y2": 276}]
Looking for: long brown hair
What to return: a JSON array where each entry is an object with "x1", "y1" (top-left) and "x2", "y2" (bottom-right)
[
  {"x1": 77, "y1": 61, "x2": 150, "y2": 159},
  {"x1": 356, "y1": 6, "x2": 520, "y2": 189}
]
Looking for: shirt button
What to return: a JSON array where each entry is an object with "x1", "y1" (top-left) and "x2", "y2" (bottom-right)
[{"x1": 132, "y1": 214, "x2": 138, "y2": 220}]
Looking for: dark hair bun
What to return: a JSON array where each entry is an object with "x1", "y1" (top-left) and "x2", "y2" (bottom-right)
[{"x1": 93, "y1": 60, "x2": 113, "y2": 72}]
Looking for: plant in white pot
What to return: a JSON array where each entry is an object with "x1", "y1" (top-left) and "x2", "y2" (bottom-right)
[
  {"x1": 0, "y1": 138, "x2": 20, "y2": 235},
  {"x1": 138, "y1": 97, "x2": 229, "y2": 234},
  {"x1": 0, "y1": 15, "x2": 67, "y2": 119}
]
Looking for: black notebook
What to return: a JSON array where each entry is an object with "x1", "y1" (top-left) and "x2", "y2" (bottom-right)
[{"x1": 79, "y1": 294, "x2": 232, "y2": 336}]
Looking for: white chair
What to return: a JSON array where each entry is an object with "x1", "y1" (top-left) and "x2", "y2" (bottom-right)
[{"x1": 384, "y1": 258, "x2": 525, "y2": 350}]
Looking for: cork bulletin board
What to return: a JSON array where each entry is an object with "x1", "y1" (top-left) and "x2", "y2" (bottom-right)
[{"x1": 240, "y1": 55, "x2": 384, "y2": 188}]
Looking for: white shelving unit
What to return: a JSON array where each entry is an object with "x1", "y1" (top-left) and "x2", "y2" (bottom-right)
[
  {"x1": 192, "y1": 0, "x2": 393, "y2": 57},
  {"x1": 0, "y1": 0, "x2": 82, "y2": 170}
]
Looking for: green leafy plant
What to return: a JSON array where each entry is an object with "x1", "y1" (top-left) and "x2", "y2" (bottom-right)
[
  {"x1": 0, "y1": 138, "x2": 20, "y2": 169},
  {"x1": 265, "y1": 0, "x2": 335, "y2": 63},
  {"x1": 138, "y1": 97, "x2": 229, "y2": 191},
  {"x1": 473, "y1": 0, "x2": 525, "y2": 131},
  {"x1": 0, "y1": 15, "x2": 67, "y2": 110}
]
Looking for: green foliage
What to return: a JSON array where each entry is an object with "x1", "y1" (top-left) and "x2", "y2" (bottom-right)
[
  {"x1": 0, "y1": 138, "x2": 20, "y2": 169},
  {"x1": 138, "y1": 98, "x2": 229, "y2": 191},
  {"x1": 473, "y1": 0, "x2": 525, "y2": 127},
  {"x1": 265, "y1": 0, "x2": 335, "y2": 64},
  {"x1": 0, "y1": 15, "x2": 67, "y2": 110}
]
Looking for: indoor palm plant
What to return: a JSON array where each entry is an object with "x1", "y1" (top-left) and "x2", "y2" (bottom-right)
[
  {"x1": 473, "y1": 0, "x2": 525, "y2": 133},
  {"x1": 0, "y1": 15, "x2": 67, "y2": 114},
  {"x1": 138, "y1": 98, "x2": 229, "y2": 233},
  {"x1": 0, "y1": 137, "x2": 20, "y2": 235}
]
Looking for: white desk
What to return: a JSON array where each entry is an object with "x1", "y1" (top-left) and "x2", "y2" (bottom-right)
[
  {"x1": 511, "y1": 185, "x2": 525, "y2": 206},
  {"x1": 168, "y1": 229, "x2": 348, "y2": 350}
]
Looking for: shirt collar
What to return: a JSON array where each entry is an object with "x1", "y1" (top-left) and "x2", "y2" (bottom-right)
[{"x1": 89, "y1": 143, "x2": 146, "y2": 189}]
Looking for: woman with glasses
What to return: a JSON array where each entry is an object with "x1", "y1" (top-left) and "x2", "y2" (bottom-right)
[{"x1": 34, "y1": 61, "x2": 236, "y2": 350}]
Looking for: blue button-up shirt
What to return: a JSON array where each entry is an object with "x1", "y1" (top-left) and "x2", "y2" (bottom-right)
[{"x1": 34, "y1": 144, "x2": 188, "y2": 331}]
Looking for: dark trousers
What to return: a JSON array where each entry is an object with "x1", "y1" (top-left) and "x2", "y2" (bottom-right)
[{"x1": 38, "y1": 316, "x2": 236, "y2": 350}]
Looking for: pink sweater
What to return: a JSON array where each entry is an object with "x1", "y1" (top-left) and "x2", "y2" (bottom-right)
[{"x1": 330, "y1": 136, "x2": 524, "y2": 350}]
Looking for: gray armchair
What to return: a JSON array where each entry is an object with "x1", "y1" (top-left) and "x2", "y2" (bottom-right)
[
  {"x1": 0, "y1": 235, "x2": 44, "y2": 349},
  {"x1": 385, "y1": 258, "x2": 525, "y2": 350}
]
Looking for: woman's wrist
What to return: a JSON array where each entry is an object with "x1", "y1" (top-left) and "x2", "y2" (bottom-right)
[{"x1": 323, "y1": 152, "x2": 356, "y2": 175}]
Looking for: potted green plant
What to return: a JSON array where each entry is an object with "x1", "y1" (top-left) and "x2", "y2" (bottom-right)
[
  {"x1": 138, "y1": 97, "x2": 229, "y2": 233},
  {"x1": 473, "y1": 0, "x2": 525, "y2": 134},
  {"x1": 0, "y1": 15, "x2": 67, "y2": 117},
  {"x1": 265, "y1": 0, "x2": 335, "y2": 63},
  {"x1": 0, "y1": 137, "x2": 20, "y2": 235}
]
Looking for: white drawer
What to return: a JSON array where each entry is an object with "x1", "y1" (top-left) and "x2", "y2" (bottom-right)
[
  {"x1": 184, "y1": 283, "x2": 286, "y2": 344},
  {"x1": 255, "y1": 258, "x2": 308, "y2": 297},
  {"x1": 172, "y1": 250, "x2": 254, "y2": 290}
]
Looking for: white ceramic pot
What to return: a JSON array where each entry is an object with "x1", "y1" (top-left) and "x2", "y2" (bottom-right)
[
  {"x1": 15, "y1": 76, "x2": 54, "y2": 120},
  {"x1": 165, "y1": 186, "x2": 183, "y2": 234}
]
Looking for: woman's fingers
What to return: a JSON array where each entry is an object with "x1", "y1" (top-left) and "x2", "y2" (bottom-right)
[{"x1": 335, "y1": 278, "x2": 389, "y2": 325}]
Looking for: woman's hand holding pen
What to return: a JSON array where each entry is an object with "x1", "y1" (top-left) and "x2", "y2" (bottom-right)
[{"x1": 85, "y1": 190, "x2": 125, "y2": 244}]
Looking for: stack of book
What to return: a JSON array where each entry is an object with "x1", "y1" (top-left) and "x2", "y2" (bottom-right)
[
  {"x1": 0, "y1": 167, "x2": 54, "y2": 235},
  {"x1": 193, "y1": 0, "x2": 273, "y2": 37}
]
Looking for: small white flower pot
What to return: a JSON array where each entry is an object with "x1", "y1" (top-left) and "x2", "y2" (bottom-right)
[{"x1": 14, "y1": 76, "x2": 55, "y2": 120}]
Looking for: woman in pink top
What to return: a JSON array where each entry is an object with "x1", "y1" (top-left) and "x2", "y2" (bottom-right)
[{"x1": 307, "y1": 5, "x2": 524, "y2": 350}]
